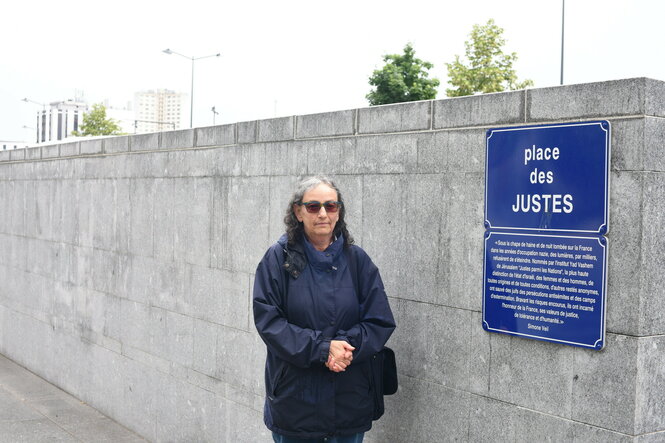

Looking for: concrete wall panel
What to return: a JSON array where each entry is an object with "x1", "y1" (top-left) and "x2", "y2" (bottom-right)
[{"x1": 296, "y1": 110, "x2": 355, "y2": 139}]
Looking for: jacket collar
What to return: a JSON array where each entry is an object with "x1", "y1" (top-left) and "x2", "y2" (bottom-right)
[{"x1": 278, "y1": 233, "x2": 344, "y2": 279}]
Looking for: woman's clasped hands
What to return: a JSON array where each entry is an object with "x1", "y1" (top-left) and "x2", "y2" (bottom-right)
[{"x1": 326, "y1": 340, "x2": 355, "y2": 372}]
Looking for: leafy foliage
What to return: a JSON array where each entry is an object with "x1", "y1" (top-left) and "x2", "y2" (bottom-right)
[
  {"x1": 366, "y1": 43, "x2": 440, "y2": 105},
  {"x1": 446, "y1": 19, "x2": 533, "y2": 97},
  {"x1": 72, "y1": 103, "x2": 122, "y2": 136}
]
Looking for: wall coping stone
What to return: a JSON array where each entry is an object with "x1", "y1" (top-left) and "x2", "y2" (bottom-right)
[{"x1": 1, "y1": 77, "x2": 663, "y2": 165}]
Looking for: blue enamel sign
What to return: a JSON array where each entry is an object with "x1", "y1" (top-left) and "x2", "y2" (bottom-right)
[
  {"x1": 485, "y1": 121, "x2": 610, "y2": 234},
  {"x1": 483, "y1": 232, "x2": 607, "y2": 349}
]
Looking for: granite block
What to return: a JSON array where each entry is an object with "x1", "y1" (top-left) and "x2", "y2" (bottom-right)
[
  {"x1": 91, "y1": 179, "x2": 116, "y2": 251},
  {"x1": 306, "y1": 137, "x2": 358, "y2": 175},
  {"x1": 59, "y1": 142, "x2": 79, "y2": 157},
  {"x1": 636, "y1": 432, "x2": 665, "y2": 443},
  {"x1": 572, "y1": 333, "x2": 638, "y2": 434},
  {"x1": 119, "y1": 299, "x2": 152, "y2": 352},
  {"x1": 152, "y1": 178, "x2": 174, "y2": 262},
  {"x1": 644, "y1": 117, "x2": 665, "y2": 172},
  {"x1": 0, "y1": 150, "x2": 11, "y2": 162},
  {"x1": 358, "y1": 100, "x2": 431, "y2": 134},
  {"x1": 129, "y1": 179, "x2": 155, "y2": 257},
  {"x1": 257, "y1": 116, "x2": 294, "y2": 142},
  {"x1": 237, "y1": 120, "x2": 257, "y2": 144},
  {"x1": 489, "y1": 332, "x2": 575, "y2": 417},
  {"x1": 114, "y1": 179, "x2": 131, "y2": 254},
  {"x1": 264, "y1": 141, "x2": 308, "y2": 176},
  {"x1": 639, "y1": 172, "x2": 665, "y2": 335},
  {"x1": 211, "y1": 177, "x2": 229, "y2": 270},
  {"x1": 152, "y1": 309, "x2": 193, "y2": 367},
  {"x1": 528, "y1": 78, "x2": 648, "y2": 122},
  {"x1": 468, "y1": 311, "x2": 491, "y2": 395},
  {"x1": 160, "y1": 129, "x2": 194, "y2": 150},
  {"x1": 215, "y1": 327, "x2": 264, "y2": 391},
  {"x1": 115, "y1": 357, "x2": 158, "y2": 440},
  {"x1": 9, "y1": 148, "x2": 26, "y2": 161},
  {"x1": 224, "y1": 401, "x2": 270, "y2": 442},
  {"x1": 79, "y1": 139, "x2": 103, "y2": 155},
  {"x1": 296, "y1": 109, "x2": 355, "y2": 138},
  {"x1": 213, "y1": 145, "x2": 241, "y2": 177},
  {"x1": 328, "y1": 174, "x2": 363, "y2": 245},
  {"x1": 164, "y1": 149, "x2": 220, "y2": 178},
  {"x1": 41, "y1": 144, "x2": 60, "y2": 159},
  {"x1": 390, "y1": 300, "x2": 472, "y2": 390},
  {"x1": 130, "y1": 133, "x2": 160, "y2": 152},
  {"x1": 636, "y1": 335, "x2": 665, "y2": 434},
  {"x1": 91, "y1": 248, "x2": 120, "y2": 295},
  {"x1": 75, "y1": 179, "x2": 94, "y2": 248},
  {"x1": 240, "y1": 143, "x2": 266, "y2": 176},
  {"x1": 361, "y1": 174, "x2": 445, "y2": 305},
  {"x1": 104, "y1": 135, "x2": 131, "y2": 154},
  {"x1": 192, "y1": 319, "x2": 218, "y2": 376},
  {"x1": 10, "y1": 181, "x2": 26, "y2": 237},
  {"x1": 222, "y1": 176, "x2": 270, "y2": 273},
  {"x1": 196, "y1": 124, "x2": 236, "y2": 147},
  {"x1": 514, "y1": 407, "x2": 632, "y2": 442},
  {"x1": 610, "y1": 118, "x2": 645, "y2": 172},
  {"x1": 173, "y1": 177, "x2": 213, "y2": 267},
  {"x1": 442, "y1": 171, "x2": 485, "y2": 311},
  {"x1": 369, "y1": 375, "x2": 471, "y2": 442},
  {"x1": 467, "y1": 395, "x2": 518, "y2": 442},
  {"x1": 267, "y1": 175, "x2": 298, "y2": 244},
  {"x1": 355, "y1": 133, "x2": 418, "y2": 174},
  {"x1": 181, "y1": 265, "x2": 249, "y2": 331},
  {"x1": 446, "y1": 128, "x2": 486, "y2": 173},
  {"x1": 151, "y1": 378, "x2": 214, "y2": 442},
  {"x1": 645, "y1": 77, "x2": 665, "y2": 118},
  {"x1": 25, "y1": 146, "x2": 41, "y2": 160},
  {"x1": 414, "y1": 132, "x2": 445, "y2": 173},
  {"x1": 606, "y1": 171, "x2": 643, "y2": 336},
  {"x1": 433, "y1": 89, "x2": 525, "y2": 129}
]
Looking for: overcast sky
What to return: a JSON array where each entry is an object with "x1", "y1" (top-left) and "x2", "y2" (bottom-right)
[{"x1": 2, "y1": 0, "x2": 664, "y2": 141}]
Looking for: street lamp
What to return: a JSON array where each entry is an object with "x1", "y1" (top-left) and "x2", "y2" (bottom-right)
[
  {"x1": 162, "y1": 48, "x2": 220, "y2": 128},
  {"x1": 21, "y1": 97, "x2": 46, "y2": 110},
  {"x1": 211, "y1": 106, "x2": 219, "y2": 125},
  {"x1": 21, "y1": 97, "x2": 46, "y2": 143}
]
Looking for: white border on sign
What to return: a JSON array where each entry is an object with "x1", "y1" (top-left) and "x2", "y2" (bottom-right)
[
  {"x1": 482, "y1": 231, "x2": 608, "y2": 349},
  {"x1": 484, "y1": 121, "x2": 611, "y2": 235}
]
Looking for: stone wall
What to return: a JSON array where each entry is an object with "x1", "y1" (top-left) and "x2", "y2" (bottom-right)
[{"x1": 0, "y1": 78, "x2": 664, "y2": 441}]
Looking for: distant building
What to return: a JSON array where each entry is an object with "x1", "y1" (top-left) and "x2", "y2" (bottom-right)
[
  {"x1": 1, "y1": 140, "x2": 29, "y2": 150},
  {"x1": 103, "y1": 100, "x2": 135, "y2": 135},
  {"x1": 134, "y1": 89, "x2": 186, "y2": 133},
  {"x1": 28, "y1": 100, "x2": 88, "y2": 144}
]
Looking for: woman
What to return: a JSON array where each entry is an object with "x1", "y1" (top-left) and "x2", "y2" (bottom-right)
[{"x1": 253, "y1": 176, "x2": 396, "y2": 443}]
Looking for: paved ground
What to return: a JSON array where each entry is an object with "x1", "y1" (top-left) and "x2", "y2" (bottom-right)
[{"x1": 0, "y1": 353, "x2": 146, "y2": 442}]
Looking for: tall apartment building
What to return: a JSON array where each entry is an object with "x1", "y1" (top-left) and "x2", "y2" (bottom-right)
[
  {"x1": 134, "y1": 89, "x2": 186, "y2": 133},
  {"x1": 31, "y1": 100, "x2": 88, "y2": 144}
]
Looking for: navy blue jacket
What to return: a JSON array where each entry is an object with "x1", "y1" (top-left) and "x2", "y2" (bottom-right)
[{"x1": 253, "y1": 234, "x2": 396, "y2": 438}]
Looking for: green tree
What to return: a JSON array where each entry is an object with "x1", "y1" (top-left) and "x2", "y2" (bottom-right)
[
  {"x1": 446, "y1": 19, "x2": 533, "y2": 97},
  {"x1": 72, "y1": 103, "x2": 122, "y2": 136},
  {"x1": 366, "y1": 43, "x2": 440, "y2": 105}
]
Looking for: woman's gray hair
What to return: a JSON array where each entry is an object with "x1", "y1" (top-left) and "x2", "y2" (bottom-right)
[{"x1": 284, "y1": 175, "x2": 354, "y2": 247}]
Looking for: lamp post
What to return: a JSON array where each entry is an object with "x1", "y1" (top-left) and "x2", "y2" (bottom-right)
[
  {"x1": 162, "y1": 49, "x2": 220, "y2": 128},
  {"x1": 21, "y1": 97, "x2": 46, "y2": 143},
  {"x1": 211, "y1": 106, "x2": 219, "y2": 125}
]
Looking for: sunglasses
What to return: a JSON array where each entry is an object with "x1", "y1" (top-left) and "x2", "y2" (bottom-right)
[{"x1": 299, "y1": 200, "x2": 343, "y2": 213}]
